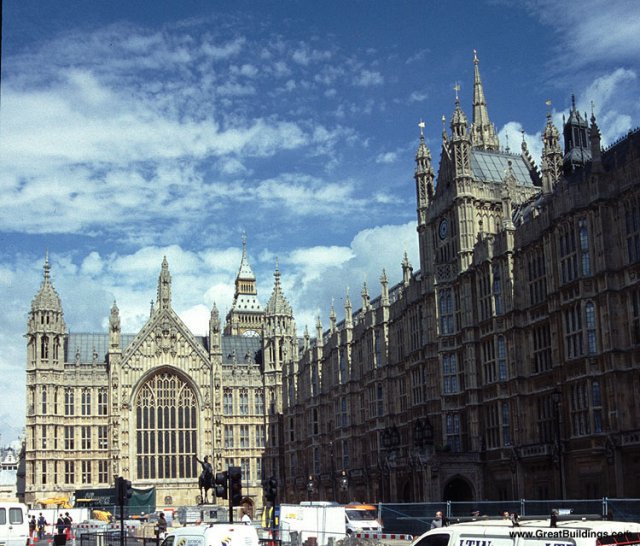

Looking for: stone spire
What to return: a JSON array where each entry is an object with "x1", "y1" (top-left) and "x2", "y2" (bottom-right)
[
  {"x1": 156, "y1": 256, "x2": 172, "y2": 310},
  {"x1": 344, "y1": 288, "x2": 353, "y2": 328},
  {"x1": 31, "y1": 253, "x2": 64, "y2": 314},
  {"x1": 402, "y1": 251, "x2": 413, "y2": 287},
  {"x1": 109, "y1": 301, "x2": 121, "y2": 351},
  {"x1": 329, "y1": 300, "x2": 337, "y2": 333},
  {"x1": 541, "y1": 103, "x2": 563, "y2": 193},
  {"x1": 380, "y1": 269, "x2": 389, "y2": 307},
  {"x1": 590, "y1": 105, "x2": 602, "y2": 172},
  {"x1": 470, "y1": 50, "x2": 500, "y2": 151},
  {"x1": 415, "y1": 120, "x2": 435, "y2": 227},
  {"x1": 266, "y1": 259, "x2": 292, "y2": 316}
]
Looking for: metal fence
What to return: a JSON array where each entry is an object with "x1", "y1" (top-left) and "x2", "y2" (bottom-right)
[
  {"x1": 77, "y1": 531, "x2": 159, "y2": 546},
  {"x1": 379, "y1": 498, "x2": 640, "y2": 536}
]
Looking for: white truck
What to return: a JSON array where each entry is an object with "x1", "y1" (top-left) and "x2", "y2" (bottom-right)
[
  {"x1": 0, "y1": 502, "x2": 29, "y2": 546},
  {"x1": 279, "y1": 503, "x2": 346, "y2": 546}
]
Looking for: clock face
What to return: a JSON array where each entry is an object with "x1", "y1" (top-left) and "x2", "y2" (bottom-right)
[{"x1": 439, "y1": 218, "x2": 449, "y2": 240}]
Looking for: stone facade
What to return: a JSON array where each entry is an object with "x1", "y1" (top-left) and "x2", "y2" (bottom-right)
[
  {"x1": 24, "y1": 53, "x2": 640, "y2": 508},
  {"x1": 279, "y1": 54, "x2": 640, "y2": 503},
  {"x1": 24, "y1": 245, "x2": 295, "y2": 514}
]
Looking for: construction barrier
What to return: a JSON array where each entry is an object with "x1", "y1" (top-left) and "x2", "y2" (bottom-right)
[{"x1": 353, "y1": 534, "x2": 413, "y2": 541}]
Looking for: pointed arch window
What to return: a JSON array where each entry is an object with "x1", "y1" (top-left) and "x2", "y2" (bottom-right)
[
  {"x1": 585, "y1": 301, "x2": 597, "y2": 354},
  {"x1": 493, "y1": 263, "x2": 503, "y2": 315},
  {"x1": 41, "y1": 387, "x2": 47, "y2": 414},
  {"x1": 40, "y1": 335, "x2": 49, "y2": 360},
  {"x1": 135, "y1": 371, "x2": 198, "y2": 480},
  {"x1": 579, "y1": 219, "x2": 591, "y2": 276}
]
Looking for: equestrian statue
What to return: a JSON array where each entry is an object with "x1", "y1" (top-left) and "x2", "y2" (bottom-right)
[{"x1": 195, "y1": 455, "x2": 214, "y2": 504}]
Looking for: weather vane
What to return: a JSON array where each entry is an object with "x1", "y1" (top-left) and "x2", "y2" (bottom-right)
[
  {"x1": 453, "y1": 82, "x2": 461, "y2": 101},
  {"x1": 418, "y1": 119, "x2": 425, "y2": 137}
]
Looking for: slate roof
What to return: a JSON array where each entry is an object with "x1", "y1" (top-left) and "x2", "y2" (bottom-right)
[
  {"x1": 471, "y1": 149, "x2": 537, "y2": 186},
  {"x1": 64, "y1": 332, "x2": 262, "y2": 367}
]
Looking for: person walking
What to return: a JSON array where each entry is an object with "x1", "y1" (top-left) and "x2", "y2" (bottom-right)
[
  {"x1": 37, "y1": 513, "x2": 47, "y2": 541},
  {"x1": 157, "y1": 512, "x2": 168, "y2": 540},
  {"x1": 63, "y1": 513, "x2": 73, "y2": 541},
  {"x1": 430, "y1": 511, "x2": 443, "y2": 529},
  {"x1": 29, "y1": 516, "x2": 36, "y2": 542}
]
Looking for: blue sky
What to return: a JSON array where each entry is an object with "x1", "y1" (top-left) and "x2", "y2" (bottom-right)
[{"x1": 1, "y1": 0, "x2": 640, "y2": 444}]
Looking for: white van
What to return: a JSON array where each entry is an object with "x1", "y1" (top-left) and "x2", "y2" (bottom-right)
[
  {"x1": 411, "y1": 518, "x2": 640, "y2": 546},
  {"x1": 344, "y1": 504, "x2": 382, "y2": 535},
  {"x1": 0, "y1": 502, "x2": 29, "y2": 546},
  {"x1": 161, "y1": 523, "x2": 259, "y2": 546}
]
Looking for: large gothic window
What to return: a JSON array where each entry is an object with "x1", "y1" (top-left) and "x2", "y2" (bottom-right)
[{"x1": 135, "y1": 372, "x2": 198, "y2": 480}]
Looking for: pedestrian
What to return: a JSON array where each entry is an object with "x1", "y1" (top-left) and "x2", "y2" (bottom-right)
[
  {"x1": 63, "y1": 513, "x2": 72, "y2": 540},
  {"x1": 157, "y1": 512, "x2": 168, "y2": 539},
  {"x1": 29, "y1": 516, "x2": 36, "y2": 540},
  {"x1": 37, "y1": 513, "x2": 47, "y2": 540},
  {"x1": 56, "y1": 515, "x2": 65, "y2": 536},
  {"x1": 241, "y1": 508, "x2": 251, "y2": 525},
  {"x1": 430, "y1": 511, "x2": 443, "y2": 529},
  {"x1": 550, "y1": 509, "x2": 558, "y2": 528}
]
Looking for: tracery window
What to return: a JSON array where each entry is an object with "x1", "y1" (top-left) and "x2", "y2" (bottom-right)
[
  {"x1": 65, "y1": 388, "x2": 75, "y2": 416},
  {"x1": 81, "y1": 389, "x2": 91, "y2": 416},
  {"x1": 625, "y1": 200, "x2": 640, "y2": 263},
  {"x1": 254, "y1": 390, "x2": 265, "y2": 415},
  {"x1": 135, "y1": 371, "x2": 198, "y2": 480},
  {"x1": 239, "y1": 389, "x2": 249, "y2": 415},
  {"x1": 442, "y1": 353, "x2": 459, "y2": 394},
  {"x1": 98, "y1": 388, "x2": 108, "y2": 415},
  {"x1": 579, "y1": 220, "x2": 591, "y2": 276}
]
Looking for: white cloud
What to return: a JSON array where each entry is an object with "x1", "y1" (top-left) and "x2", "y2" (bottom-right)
[
  {"x1": 354, "y1": 70, "x2": 384, "y2": 87},
  {"x1": 376, "y1": 151, "x2": 398, "y2": 164}
]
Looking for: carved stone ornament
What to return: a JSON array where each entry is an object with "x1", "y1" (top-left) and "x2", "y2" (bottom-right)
[{"x1": 155, "y1": 319, "x2": 179, "y2": 357}]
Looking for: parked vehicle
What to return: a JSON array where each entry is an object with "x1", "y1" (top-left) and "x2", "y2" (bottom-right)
[
  {"x1": 0, "y1": 502, "x2": 29, "y2": 546},
  {"x1": 280, "y1": 503, "x2": 345, "y2": 546},
  {"x1": 411, "y1": 517, "x2": 640, "y2": 546},
  {"x1": 161, "y1": 523, "x2": 259, "y2": 546},
  {"x1": 344, "y1": 504, "x2": 382, "y2": 535}
]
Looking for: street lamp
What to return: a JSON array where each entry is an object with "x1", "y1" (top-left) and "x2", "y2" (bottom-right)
[
  {"x1": 306, "y1": 475, "x2": 315, "y2": 502},
  {"x1": 339, "y1": 470, "x2": 349, "y2": 501}
]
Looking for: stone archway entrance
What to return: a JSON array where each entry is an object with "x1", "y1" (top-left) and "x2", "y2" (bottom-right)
[{"x1": 442, "y1": 476, "x2": 474, "y2": 502}]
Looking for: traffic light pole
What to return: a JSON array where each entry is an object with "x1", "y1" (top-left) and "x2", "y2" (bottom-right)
[{"x1": 119, "y1": 502, "x2": 125, "y2": 546}]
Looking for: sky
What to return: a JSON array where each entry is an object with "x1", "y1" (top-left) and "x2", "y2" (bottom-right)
[{"x1": 1, "y1": 0, "x2": 640, "y2": 445}]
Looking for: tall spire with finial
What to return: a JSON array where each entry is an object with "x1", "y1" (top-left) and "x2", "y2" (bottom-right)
[
  {"x1": 415, "y1": 119, "x2": 435, "y2": 227},
  {"x1": 266, "y1": 258, "x2": 292, "y2": 316},
  {"x1": 156, "y1": 256, "x2": 172, "y2": 310},
  {"x1": 541, "y1": 100, "x2": 563, "y2": 193},
  {"x1": 471, "y1": 50, "x2": 500, "y2": 151}
]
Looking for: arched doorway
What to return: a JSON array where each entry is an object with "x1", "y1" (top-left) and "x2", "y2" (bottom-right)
[{"x1": 442, "y1": 476, "x2": 474, "y2": 502}]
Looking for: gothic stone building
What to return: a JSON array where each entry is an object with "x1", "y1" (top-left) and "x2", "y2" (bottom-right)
[
  {"x1": 25, "y1": 54, "x2": 640, "y2": 508},
  {"x1": 279, "y1": 54, "x2": 640, "y2": 503},
  {"x1": 25, "y1": 242, "x2": 296, "y2": 512}
]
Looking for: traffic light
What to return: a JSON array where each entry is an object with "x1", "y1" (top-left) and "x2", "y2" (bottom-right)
[
  {"x1": 264, "y1": 477, "x2": 278, "y2": 503},
  {"x1": 115, "y1": 476, "x2": 133, "y2": 506},
  {"x1": 214, "y1": 471, "x2": 228, "y2": 500},
  {"x1": 228, "y1": 466, "x2": 242, "y2": 507}
]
